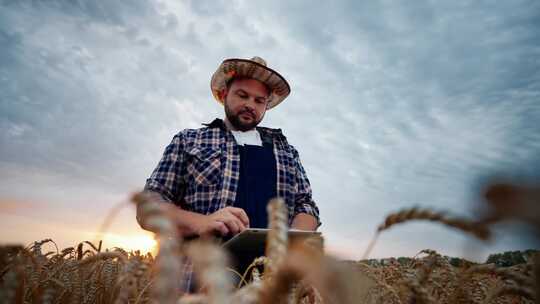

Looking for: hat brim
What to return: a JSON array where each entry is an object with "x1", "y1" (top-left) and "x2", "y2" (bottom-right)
[{"x1": 210, "y1": 58, "x2": 290, "y2": 109}]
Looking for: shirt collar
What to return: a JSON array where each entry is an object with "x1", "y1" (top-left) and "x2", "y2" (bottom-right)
[
  {"x1": 202, "y1": 118, "x2": 285, "y2": 144},
  {"x1": 202, "y1": 118, "x2": 227, "y2": 131}
]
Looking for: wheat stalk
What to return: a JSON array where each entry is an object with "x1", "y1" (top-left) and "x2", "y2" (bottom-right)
[
  {"x1": 466, "y1": 264, "x2": 534, "y2": 288},
  {"x1": 236, "y1": 256, "x2": 267, "y2": 288},
  {"x1": 534, "y1": 253, "x2": 540, "y2": 304},
  {"x1": 232, "y1": 281, "x2": 263, "y2": 304},
  {"x1": 230, "y1": 259, "x2": 266, "y2": 304},
  {"x1": 0, "y1": 253, "x2": 26, "y2": 303},
  {"x1": 77, "y1": 252, "x2": 127, "y2": 267},
  {"x1": 113, "y1": 257, "x2": 141, "y2": 304},
  {"x1": 264, "y1": 198, "x2": 289, "y2": 279},
  {"x1": 186, "y1": 241, "x2": 232, "y2": 304},
  {"x1": 362, "y1": 207, "x2": 491, "y2": 259},
  {"x1": 261, "y1": 243, "x2": 367, "y2": 304},
  {"x1": 259, "y1": 257, "x2": 304, "y2": 304},
  {"x1": 26, "y1": 239, "x2": 59, "y2": 257},
  {"x1": 40, "y1": 278, "x2": 65, "y2": 304},
  {"x1": 4, "y1": 186, "x2": 537, "y2": 304},
  {"x1": 481, "y1": 283, "x2": 535, "y2": 304},
  {"x1": 403, "y1": 277, "x2": 435, "y2": 304},
  {"x1": 131, "y1": 191, "x2": 183, "y2": 304},
  {"x1": 378, "y1": 207, "x2": 490, "y2": 239}
]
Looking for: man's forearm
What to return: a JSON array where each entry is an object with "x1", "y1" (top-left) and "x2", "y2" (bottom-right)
[
  {"x1": 137, "y1": 191, "x2": 251, "y2": 238},
  {"x1": 290, "y1": 213, "x2": 318, "y2": 231},
  {"x1": 136, "y1": 191, "x2": 205, "y2": 236}
]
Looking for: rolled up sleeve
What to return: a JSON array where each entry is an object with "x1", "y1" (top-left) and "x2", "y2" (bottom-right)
[
  {"x1": 291, "y1": 146, "x2": 321, "y2": 227},
  {"x1": 144, "y1": 132, "x2": 186, "y2": 203}
]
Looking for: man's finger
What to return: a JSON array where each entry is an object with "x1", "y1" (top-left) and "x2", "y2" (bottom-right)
[
  {"x1": 227, "y1": 207, "x2": 250, "y2": 227},
  {"x1": 213, "y1": 221, "x2": 229, "y2": 236},
  {"x1": 222, "y1": 216, "x2": 241, "y2": 235},
  {"x1": 230, "y1": 214, "x2": 247, "y2": 232}
]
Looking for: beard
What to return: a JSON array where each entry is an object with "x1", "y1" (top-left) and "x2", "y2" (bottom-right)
[{"x1": 224, "y1": 103, "x2": 263, "y2": 131}]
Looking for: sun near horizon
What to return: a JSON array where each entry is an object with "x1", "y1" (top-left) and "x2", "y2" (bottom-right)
[{"x1": 97, "y1": 232, "x2": 158, "y2": 255}]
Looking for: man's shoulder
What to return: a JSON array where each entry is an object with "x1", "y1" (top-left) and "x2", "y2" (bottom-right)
[
  {"x1": 175, "y1": 119, "x2": 286, "y2": 139},
  {"x1": 175, "y1": 127, "x2": 212, "y2": 136},
  {"x1": 175, "y1": 119, "x2": 224, "y2": 137},
  {"x1": 172, "y1": 128, "x2": 200, "y2": 141},
  {"x1": 256, "y1": 126, "x2": 300, "y2": 154},
  {"x1": 172, "y1": 119, "x2": 294, "y2": 148},
  {"x1": 170, "y1": 125, "x2": 221, "y2": 149},
  {"x1": 257, "y1": 125, "x2": 284, "y2": 135},
  {"x1": 256, "y1": 125, "x2": 287, "y2": 140}
]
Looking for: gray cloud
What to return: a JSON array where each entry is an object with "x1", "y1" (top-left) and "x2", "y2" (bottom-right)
[{"x1": 1, "y1": 0, "x2": 539, "y2": 259}]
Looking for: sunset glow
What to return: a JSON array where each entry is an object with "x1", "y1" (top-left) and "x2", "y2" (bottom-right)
[{"x1": 101, "y1": 233, "x2": 157, "y2": 255}]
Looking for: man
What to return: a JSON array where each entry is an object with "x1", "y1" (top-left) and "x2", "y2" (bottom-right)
[{"x1": 139, "y1": 56, "x2": 320, "y2": 290}]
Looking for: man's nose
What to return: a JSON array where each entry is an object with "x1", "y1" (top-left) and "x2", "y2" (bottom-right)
[{"x1": 242, "y1": 100, "x2": 255, "y2": 111}]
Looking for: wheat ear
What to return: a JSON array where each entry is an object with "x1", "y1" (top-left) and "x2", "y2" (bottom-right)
[
  {"x1": 362, "y1": 207, "x2": 491, "y2": 259},
  {"x1": 264, "y1": 198, "x2": 288, "y2": 279},
  {"x1": 131, "y1": 191, "x2": 183, "y2": 304},
  {"x1": 77, "y1": 252, "x2": 126, "y2": 267}
]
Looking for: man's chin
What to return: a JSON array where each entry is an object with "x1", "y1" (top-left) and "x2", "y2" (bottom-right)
[
  {"x1": 236, "y1": 122, "x2": 257, "y2": 131},
  {"x1": 235, "y1": 119, "x2": 258, "y2": 131},
  {"x1": 240, "y1": 117, "x2": 255, "y2": 125},
  {"x1": 226, "y1": 112, "x2": 261, "y2": 131}
]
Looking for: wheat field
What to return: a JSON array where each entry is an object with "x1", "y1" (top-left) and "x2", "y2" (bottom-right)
[{"x1": 0, "y1": 183, "x2": 537, "y2": 304}]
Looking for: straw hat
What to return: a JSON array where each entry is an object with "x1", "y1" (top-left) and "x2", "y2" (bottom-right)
[{"x1": 210, "y1": 56, "x2": 291, "y2": 109}]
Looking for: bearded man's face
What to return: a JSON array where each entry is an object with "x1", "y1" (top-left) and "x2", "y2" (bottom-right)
[{"x1": 223, "y1": 78, "x2": 270, "y2": 131}]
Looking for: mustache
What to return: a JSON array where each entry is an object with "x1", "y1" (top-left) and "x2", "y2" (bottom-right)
[{"x1": 239, "y1": 109, "x2": 255, "y2": 117}]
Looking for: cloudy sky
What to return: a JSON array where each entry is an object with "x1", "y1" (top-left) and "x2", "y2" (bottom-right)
[{"x1": 1, "y1": 0, "x2": 539, "y2": 260}]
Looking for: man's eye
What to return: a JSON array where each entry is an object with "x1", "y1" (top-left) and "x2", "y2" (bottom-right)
[
  {"x1": 237, "y1": 91, "x2": 248, "y2": 98},
  {"x1": 255, "y1": 99, "x2": 266, "y2": 104}
]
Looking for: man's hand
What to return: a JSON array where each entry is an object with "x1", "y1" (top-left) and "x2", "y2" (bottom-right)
[
  {"x1": 291, "y1": 213, "x2": 318, "y2": 231},
  {"x1": 189, "y1": 207, "x2": 250, "y2": 237},
  {"x1": 136, "y1": 195, "x2": 250, "y2": 238}
]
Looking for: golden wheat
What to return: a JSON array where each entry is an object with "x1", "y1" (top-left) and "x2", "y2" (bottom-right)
[
  {"x1": 0, "y1": 188, "x2": 537, "y2": 304},
  {"x1": 362, "y1": 207, "x2": 491, "y2": 259},
  {"x1": 264, "y1": 198, "x2": 288, "y2": 279}
]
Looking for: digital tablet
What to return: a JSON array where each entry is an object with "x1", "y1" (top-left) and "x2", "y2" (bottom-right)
[{"x1": 222, "y1": 228, "x2": 321, "y2": 255}]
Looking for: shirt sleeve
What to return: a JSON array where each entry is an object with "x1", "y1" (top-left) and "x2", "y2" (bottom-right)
[
  {"x1": 144, "y1": 132, "x2": 186, "y2": 203},
  {"x1": 290, "y1": 145, "x2": 321, "y2": 227}
]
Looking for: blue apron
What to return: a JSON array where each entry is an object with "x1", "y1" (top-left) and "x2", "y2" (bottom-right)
[{"x1": 233, "y1": 139, "x2": 277, "y2": 229}]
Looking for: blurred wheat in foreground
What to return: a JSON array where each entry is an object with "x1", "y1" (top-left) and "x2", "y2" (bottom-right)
[{"x1": 0, "y1": 183, "x2": 538, "y2": 304}]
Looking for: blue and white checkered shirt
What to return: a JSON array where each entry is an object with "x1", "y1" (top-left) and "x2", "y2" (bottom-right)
[
  {"x1": 144, "y1": 118, "x2": 320, "y2": 292},
  {"x1": 145, "y1": 118, "x2": 320, "y2": 225}
]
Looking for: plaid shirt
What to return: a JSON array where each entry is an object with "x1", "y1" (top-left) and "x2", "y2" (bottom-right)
[
  {"x1": 145, "y1": 118, "x2": 320, "y2": 225},
  {"x1": 144, "y1": 118, "x2": 320, "y2": 292}
]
